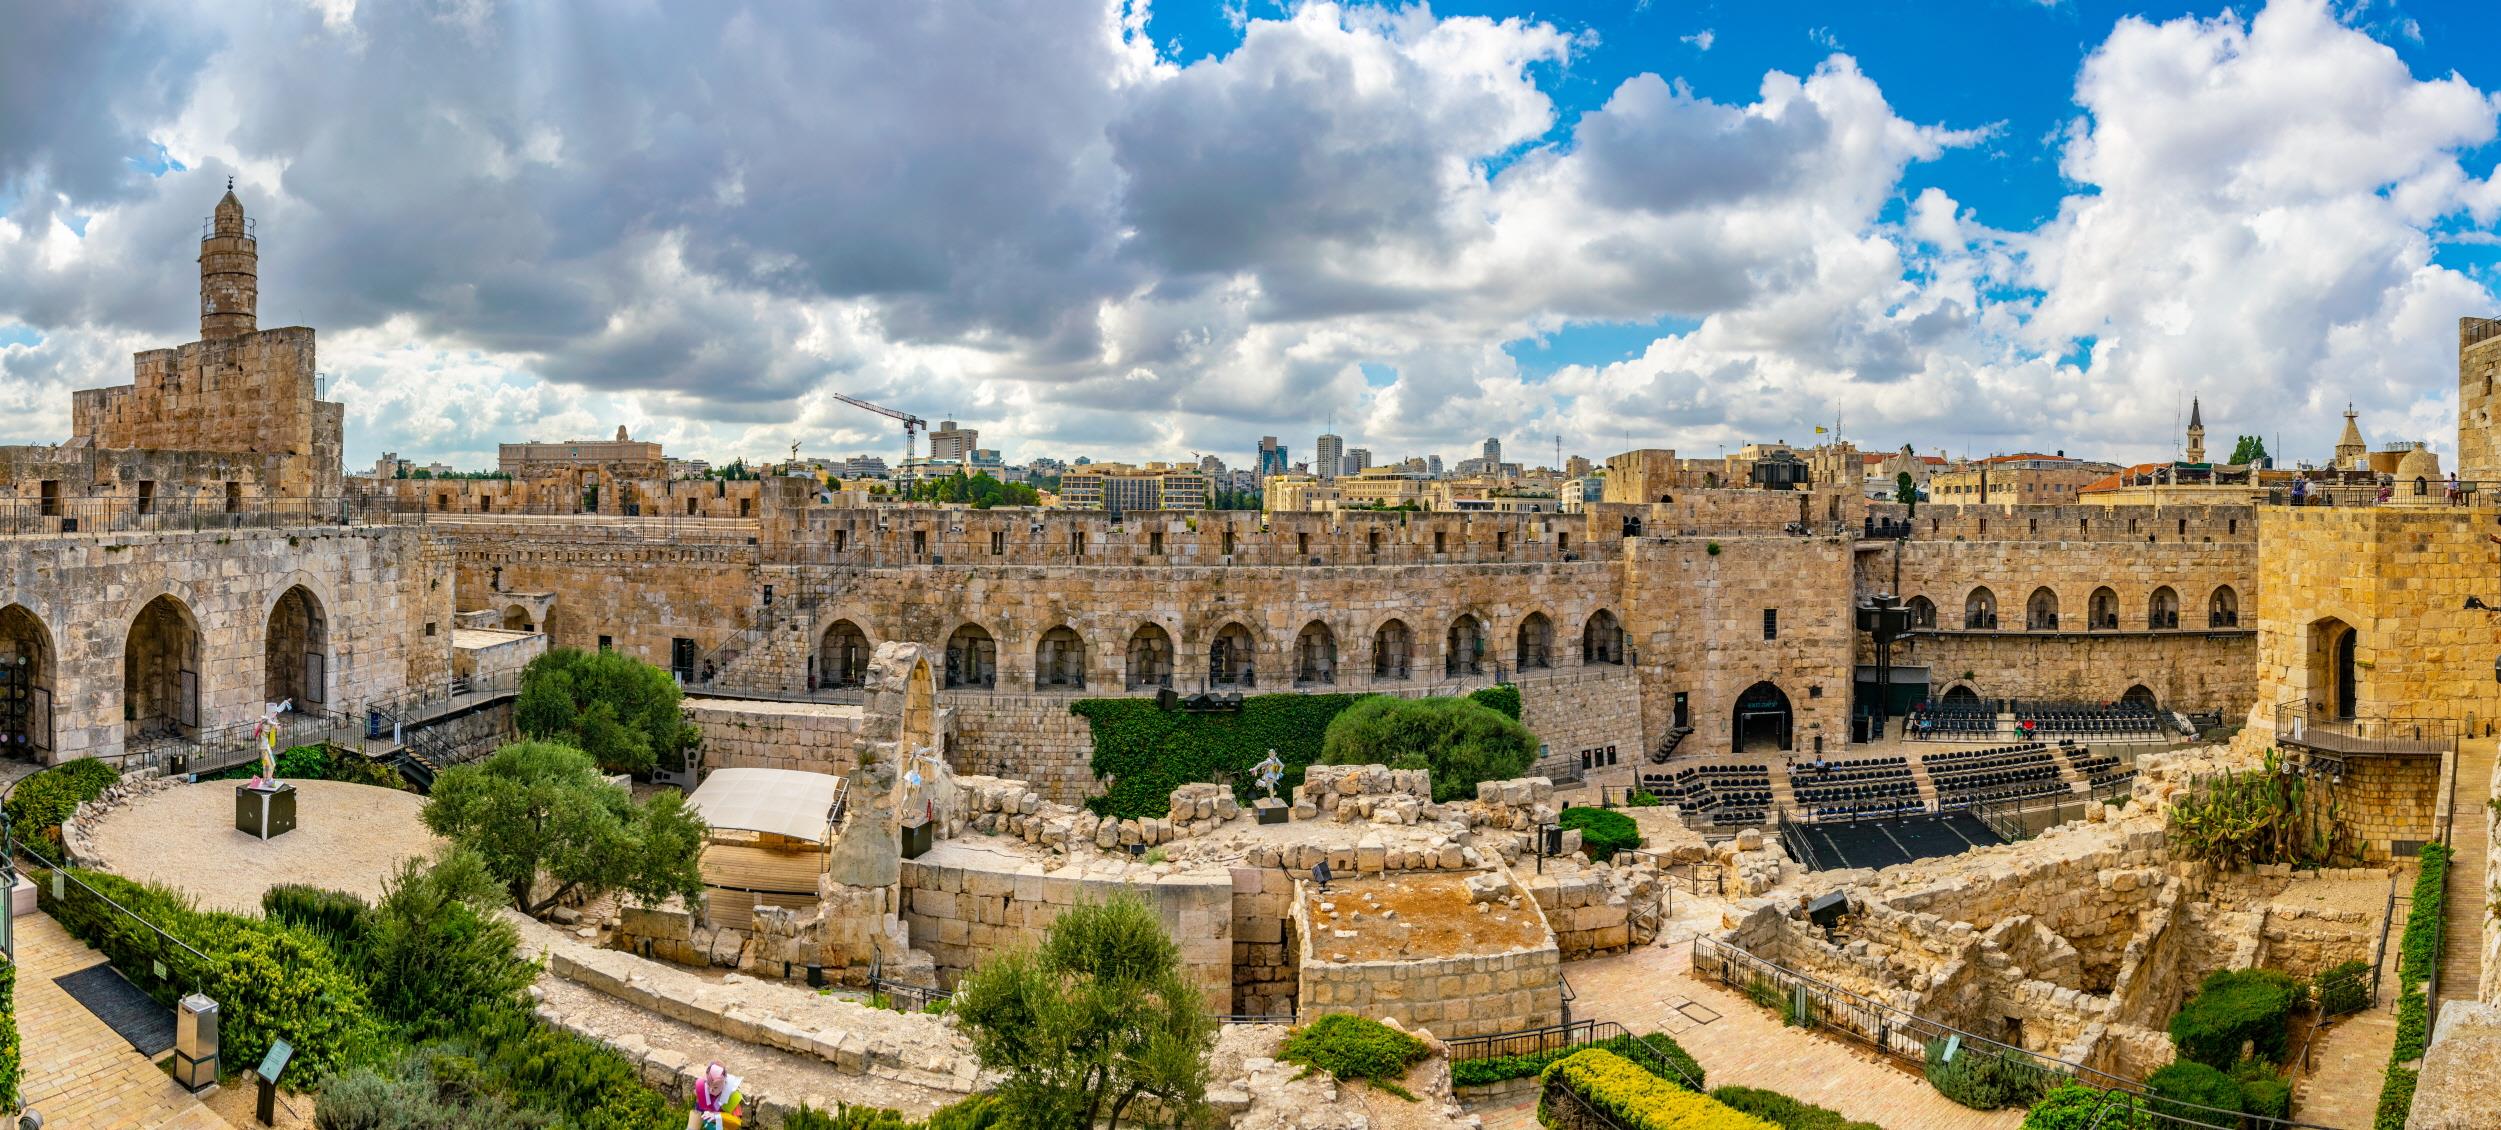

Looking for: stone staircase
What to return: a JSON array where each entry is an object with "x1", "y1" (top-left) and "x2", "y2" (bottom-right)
[{"x1": 2437, "y1": 740, "x2": 2493, "y2": 1014}]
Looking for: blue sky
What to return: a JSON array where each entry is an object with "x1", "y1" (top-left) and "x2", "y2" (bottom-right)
[{"x1": 2, "y1": 0, "x2": 2497, "y2": 471}]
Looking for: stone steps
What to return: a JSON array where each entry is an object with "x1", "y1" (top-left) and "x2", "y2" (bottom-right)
[{"x1": 2436, "y1": 745, "x2": 2492, "y2": 1006}]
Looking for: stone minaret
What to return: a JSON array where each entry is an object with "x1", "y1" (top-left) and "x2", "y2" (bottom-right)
[
  {"x1": 199, "y1": 182, "x2": 257, "y2": 341},
  {"x1": 2185, "y1": 397, "x2": 2206, "y2": 464}
]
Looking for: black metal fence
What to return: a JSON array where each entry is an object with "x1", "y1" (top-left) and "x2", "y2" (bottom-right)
[{"x1": 2272, "y1": 701, "x2": 2455, "y2": 759}]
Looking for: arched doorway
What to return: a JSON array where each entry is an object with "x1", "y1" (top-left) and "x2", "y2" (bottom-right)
[
  {"x1": 2088, "y1": 587, "x2": 2118, "y2": 631},
  {"x1": 944, "y1": 624, "x2": 997, "y2": 689},
  {"x1": 1035, "y1": 626, "x2": 1086, "y2": 689},
  {"x1": 1294, "y1": 621, "x2": 1337, "y2": 686},
  {"x1": 1446, "y1": 614, "x2": 1486, "y2": 677},
  {"x1": 0, "y1": 604, "x2": 55, "y2": 758},
  {"x1": 1582, "y1": 610, "x2": 1623, "y2": 664},
  {"x1": 1732, "y1": 681, "x2": 1793, "y2": 753},
  {"x1": 1965, "y1": 587, "x2": 1997, "y2": 630},
  {"x1": 2148, "y1": 587, "x2": 2179, "y2": 630},
  {"x1": 502, "y1": 604, "x2": 534, "y2": 632},
  {"x1": 1516, "y1": 612, "x2": 1553, "y2": 670},
  {"x1": 818, "y1": 619, "x2": 871, "y2": 689},
  {"x1": 265, "y1": 586, "x2": 328, "y2": 710},
  {"x1": 1126, "y1": 624, "x2": 1174, "y2": 690},
  {"x1": 2309, "y1": 618, "x2": 2358, "y2": 721},
  {"x1": 1942, "y1": 684, "x2": 1981, "y2": 705},
  {"x1": 1374, "y1": 619, "x2": 1413, "y2": 680},
  {"x1": 2026, "y1": 587, "x2": 2060, "y2": 631},
  {"x1": 125, "y1": 594, "x2": 202, "y2": 740},
  {"x1": 2121, "y1": 684, "x2": 2157, "y2": 710},
  {"x1": 1906, "y1": 597, "x2": 1936, "y2": 629},
  {"x1": 1210, "y1": 622, "x2": 1257, "y2": 688}
]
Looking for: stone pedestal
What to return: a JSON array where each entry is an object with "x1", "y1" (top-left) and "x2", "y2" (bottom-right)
[
  {"x1": 1256, "y1": 798, "x2": 1289, "y2": 825},
  {"x1": 235, "y1": 782, "x2": 297, "y2": 840},
  {"x1": 900, "y1": 820, "x2": 933, "y2": 860},
  {"x1": 8, "y1": 874, "x2": 32, "y2": 917}
]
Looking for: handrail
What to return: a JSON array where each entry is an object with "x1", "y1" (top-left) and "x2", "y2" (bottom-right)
[{"x1": 14, "y1": 839, "x2": 213, "y2": 969}]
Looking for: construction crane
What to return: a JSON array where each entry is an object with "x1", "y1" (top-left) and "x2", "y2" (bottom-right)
[{"x1": 830, "y1": 392, "x2": 928, "y2": 464}]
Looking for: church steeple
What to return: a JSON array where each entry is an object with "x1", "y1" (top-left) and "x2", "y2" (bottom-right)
[
  {"x1": 2185, "y1": 397, "x2": 2206, "y2": 464},
  {"x1": 2335, "y1": 404, "x2": 2368, "y2": 471},
  {"x1": 199, "y1": 179, "x2": 258, "y2": 341}
]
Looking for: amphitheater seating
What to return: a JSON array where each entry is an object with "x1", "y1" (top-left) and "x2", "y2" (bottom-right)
[
  {"x1": 1794, "y1": 754, "x2": 1919, "y2": 818},
  {"x1": 1906, "y1": 700, "x2": 1999, "y2": 739},
  {"x1": 2013, "y1": 700, "x2": 2164, "y2": 739},
  {"x1": 1637, "y1": 762, "x2": 1771, "y2": 827},
  {"x1": 1927, "y1": 742, "x2": 2066, "y2": 807}
]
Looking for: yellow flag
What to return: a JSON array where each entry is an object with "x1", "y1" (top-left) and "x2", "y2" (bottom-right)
[{"x1": 1814, "y1": 425, "x2": 1827, "y2": 434}]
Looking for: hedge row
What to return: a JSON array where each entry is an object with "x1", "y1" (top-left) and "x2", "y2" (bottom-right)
[
  {"x1": 1708, "y1": 1086, "x2": 1884, "y2": 1130},
  {"x1": 1072, "y1": 693, "x2": 1364, "y2": 817},
  {"x1": 1539, "y1": 1049, "x2": 1780, "y2": 1130},
  {"x1": 2374, "y1": 842, "x2": 2450, "y2": 1129},
  {"x1": 3, "y1": 756, "x2": 119, "y2": 854},
  {"x1": 2166, "y1": 968, "x2": 2300, "y2": 1068},
  {"x1": 205, "y1": 743, "x2": 407, "y2": 790},
  {"x1": 0, "y1": 957, "x2": 18, "y2": 1113},
  {"x1": 1451, "y1": 1031, "x2": 1702, "y2": 1091}
]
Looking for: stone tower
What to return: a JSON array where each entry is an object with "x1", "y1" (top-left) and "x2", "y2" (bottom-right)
[
  {"x1": 2457, "y1": 317, "x2": 2501, "y2": 481},
  {"x1": 199, "y1": 183, "x2": 258, "y2": 341},
  {"x1": 2334, "y1": 406, "x2": 2368, "y2": 471},
  {"x1": 2185, "y1": 397, "x2": 2205, "y2": 464}
]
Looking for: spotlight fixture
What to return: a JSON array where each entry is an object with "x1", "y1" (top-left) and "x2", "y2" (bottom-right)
[{"x1": 2468, "y1": 596, "x2": 2493, "y2": 611}]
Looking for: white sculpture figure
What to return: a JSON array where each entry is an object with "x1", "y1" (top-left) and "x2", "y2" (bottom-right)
[
  {"x1": 898, "y1": 745, "x2": 942, "y2": 828},
  {"x1": 251, "y1": 699, "x2": 291, "y2": 786},
  {"x1": 1254, "y1": 748, "x2": 1285, "y2": 800}
]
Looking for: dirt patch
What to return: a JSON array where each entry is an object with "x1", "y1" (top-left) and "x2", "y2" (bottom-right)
[{"x1": 1303, "y1": 873, "x2": 1546, "y2": 962}]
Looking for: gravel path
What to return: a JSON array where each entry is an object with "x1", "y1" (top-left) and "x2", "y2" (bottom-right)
[{"x1": 83, "y1": 779, "x2": 441, "y2": 911}]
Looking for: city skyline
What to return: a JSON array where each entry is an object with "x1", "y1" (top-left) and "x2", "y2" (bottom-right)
[{"x1": 2, "y1": 1, "x2": 2497, "y2": 474}]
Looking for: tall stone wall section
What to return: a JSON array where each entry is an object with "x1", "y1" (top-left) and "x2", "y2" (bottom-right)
[
  {"x1": 1623, "y1": 536, "x2": 1857, "y2": 758},
  {"x1": 1231, "y1": 864, "x2": 1300, "y2": 1019},
  {"x1": 406, "y1": 700, "x2": 517, "y2": 765},
  {"x1": 684, "y1": 698, "x2": 867, "y2": 775},
  {"x1": 1888, "y1": 632, "x2": 2255, "y2": 718},
  {"x1": 1519, "y1": 667, "x2": 1644, "y2": 778},
  {"x1": 2257, "y1": 505, "x2": 2501, "y2": 735},
  {"x1": 0, "y1": 524, "x2": 449, "y2": 765}
]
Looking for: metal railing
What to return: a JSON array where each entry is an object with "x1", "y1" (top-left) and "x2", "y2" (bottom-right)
[
  {"x1": 14, "y1": 839, "x2": 214, "y2": 985},
  {"x1": 2272, "y1": 701, "x2": 2456, "y2": 758},
  {"x1": 1447, "y1": 1018, "x2": 1704, "y2": 1094},
  {"x1": 1690, "y1": 936, "x2": 2347, "y2": 1130},
  {"x1": 1968, "y1": 773, "x2": 2137, "y2": 842}
]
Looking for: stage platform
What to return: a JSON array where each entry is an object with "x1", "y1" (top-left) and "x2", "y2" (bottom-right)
[{"x1": 1791, "y1": 812, "x2": 2003, "y2": 871}]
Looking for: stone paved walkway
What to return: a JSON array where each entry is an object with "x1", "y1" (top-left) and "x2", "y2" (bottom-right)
[
  {"x1": 14, "y1": 910, "x2": 226, "y2": 1129},
  {"x1": 1467, "y1": 941, "x2": 2021, "y2": 1130}
]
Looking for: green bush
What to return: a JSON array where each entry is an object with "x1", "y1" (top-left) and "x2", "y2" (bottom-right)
[
  {"x1": 1922, "y1": 1038, "x2": 2051, "y2": 1111},
  {"x1": 1072, "y1": 693, "x2": 1363, "y2": 818},
  {"x1": 2143, "y1": 1061, "x2": 2240, "y2": 1126},
  {"x1": 2238, "y1": 1075, "x2": 2291, "y2": 1122},
  {"x1": 2022, "y1": 1084, "x2": 2134, "y2": 1130},
  {"x1": 1468, "y1": 683, "x2": 1522, "y2": 720},
  {"x1": 263, "y1": 884, "x2": 374, "y2": 951},
  {"x1": 461, "y1": 1005, "x2": 675, "y2": 1129},
  {"x1": 1625, "y1": 789, "x2": 1662, "y2": 807},
  {"x1": 1451, "y1": 1031, "x2": 1701, "y2": 1092},
  {"x1": 0, "y1": 957, "x2": 18, "y2": 1112},
  {"x1": 1708, "y1": 1086, "x2": 1884, "y2": 1130},
  {"x1": 782, "y1": 1096, "x2": 1005, "y2": 1130},
  {"x1": 2167, "y1": 967, "x2": 2302, "y2": 1068},
  {"x1": 1281, "y1": 1014, "x2": 1429, "y2": 1100},
  {"x1": 360, "y1": 849, "x2": 539, "y2": 1036},
  {"x1": 1318, "y1": 694, "x2": 1539, "y2": 802},
  {"x1": 1560, "y1": 806, "x2": 1641, "y2": 862},
  {"x1": 1539, "y1": 1049, "x2": 1777, "y2": 1130},
  {"x1": 313, "y1": 1047, "x2": 552, "y2": 1130},
  {"x1": 4, "y1": 756, "x2": 119, "y2": 854},
  {"x1": 37, "y1": 866, "x2": 381, "y2": 1082},
  {"x1": 515, "y1": 647, "x2": 700, "y2": 775},
  {"x1": 2398, "y1": 844, "x2": 2451, "y2": 991},
  {"x1": 2392, "y1": 992, "x2": 2428, "y2": 1063},
  {"x1": 2315, "y1": 958, "x2": 2372, "y2": 1017}
]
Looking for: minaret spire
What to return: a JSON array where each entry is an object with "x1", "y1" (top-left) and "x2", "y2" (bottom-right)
[{"x1": 200, "y1": 184, "x2": 258, "y2": 340}]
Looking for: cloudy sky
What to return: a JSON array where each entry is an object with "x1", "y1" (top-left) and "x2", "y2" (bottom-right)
[{"x1": 2, "y1": 0, "x2": 2497, "y2": 473}]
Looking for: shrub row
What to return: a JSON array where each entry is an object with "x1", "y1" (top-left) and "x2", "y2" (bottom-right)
[
  {"x1": 0, "y1": 957, "x2": 18, "y2": 1112},
  {"x1": 1539, "y1": 1048, "x2": 1779, "y2": 1130},
  {"x1": 1451, "y1": 1031, "x2": 1702, "y2": 1092},
  {"x1": 1559, "y1": 806, "x2": 1641, "y2": 863},
  {"x1": 2374, "y1": 842, "x2": 2450, "y2": 1128},
  {"x1": 1073, "y1": 693, "x2": 1362, "y2": 817},
  {"x1": 3, "y1": 756, "x2": 119, "y2": 854},
  {"x1": 207, "y1": 743, "x2": 407, "y2": 791},
  {"x1": 781, "y1": 1095, "x2": 1004, "y2": 1130},
  {"x1": 1923, "y1": 1037, "x2": 2052, "y2": 1110},
  {"x1": 1708, "y1": 1086, "x2": 1884, "y2": 1130}
]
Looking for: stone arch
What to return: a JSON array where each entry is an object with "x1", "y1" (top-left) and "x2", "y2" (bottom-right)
[
  {"x1": 2121, "y1": 684, "x2": 2158, "y2": 709},
  {"x1": 2208, "y1": 585, "x2": 2240, "y2": 628},
  {"x1": 125, "y1": 593, "x2": 203, "y2": 740},
  {"x1": 1906, "y1": 596, "x2": 1937, "y2": 629},
  {"x1": 264, "y1": 585, "x2": 329, "y2": 709},
  {"x1": 1126, "y1": 623, "x2": 1175, "y2": 690},
  {"x1": 1942, "y1": 683, "x2": 1981, "y2": 705},
  {"x1": 2025, "y1": 586, "x2": 2060, "y2": 630},
  {"x1": 2088, "y1": 586, "x2": 2118, "y2": 631},
  {"x1": 0, "y1": 603, "x2": 57, "y2": 756},
  {"x1": 944, "y1": 623, "x2": 997, "y2": 689},
  {"x1": 1515, "y1": 611, "x2": 1554, "y2": 670},
  {"x1": 1446, "y1": 613, "x2": 1487, "y2": 677},
  {"x1": 1373, "y1": 618, "x2": 1414, "y2": 680},
  {"x1": 1034, "y1": 624, "x2": 1086, "y2": 690},
  {"x1": 818, "y1": 618, "x2": 872, "y2": 689},
  {"x1": 2309, "y1": 617, "x2": 2359, "y2": 720},
  {"x1": 2148, "y1": 586, "x2": 2180, "y2": 630},
  {"x1": 1732, "y1": 680, "x2": 1793, "y2": 753},
  {"x1": 502, "y1": 604, "x2": 534, "y2": 632},
  {"x1": 1210, "y1": 621, "x2": 1257, "y2": 688},
  {"x1": 1964, "y1": 586, "x2": 1998, "y2": 630},
  {"x1": 1294, "y1": 620, "x2": 1338, "y2": 686},
  {"x1": 1581, "y1": 609, "x2": 1623, "y2": 664}
]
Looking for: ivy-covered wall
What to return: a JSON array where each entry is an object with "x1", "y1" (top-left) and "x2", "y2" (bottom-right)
[{"x1": 1073, "y1": 685, "x2": 1523, "y2": 818}]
